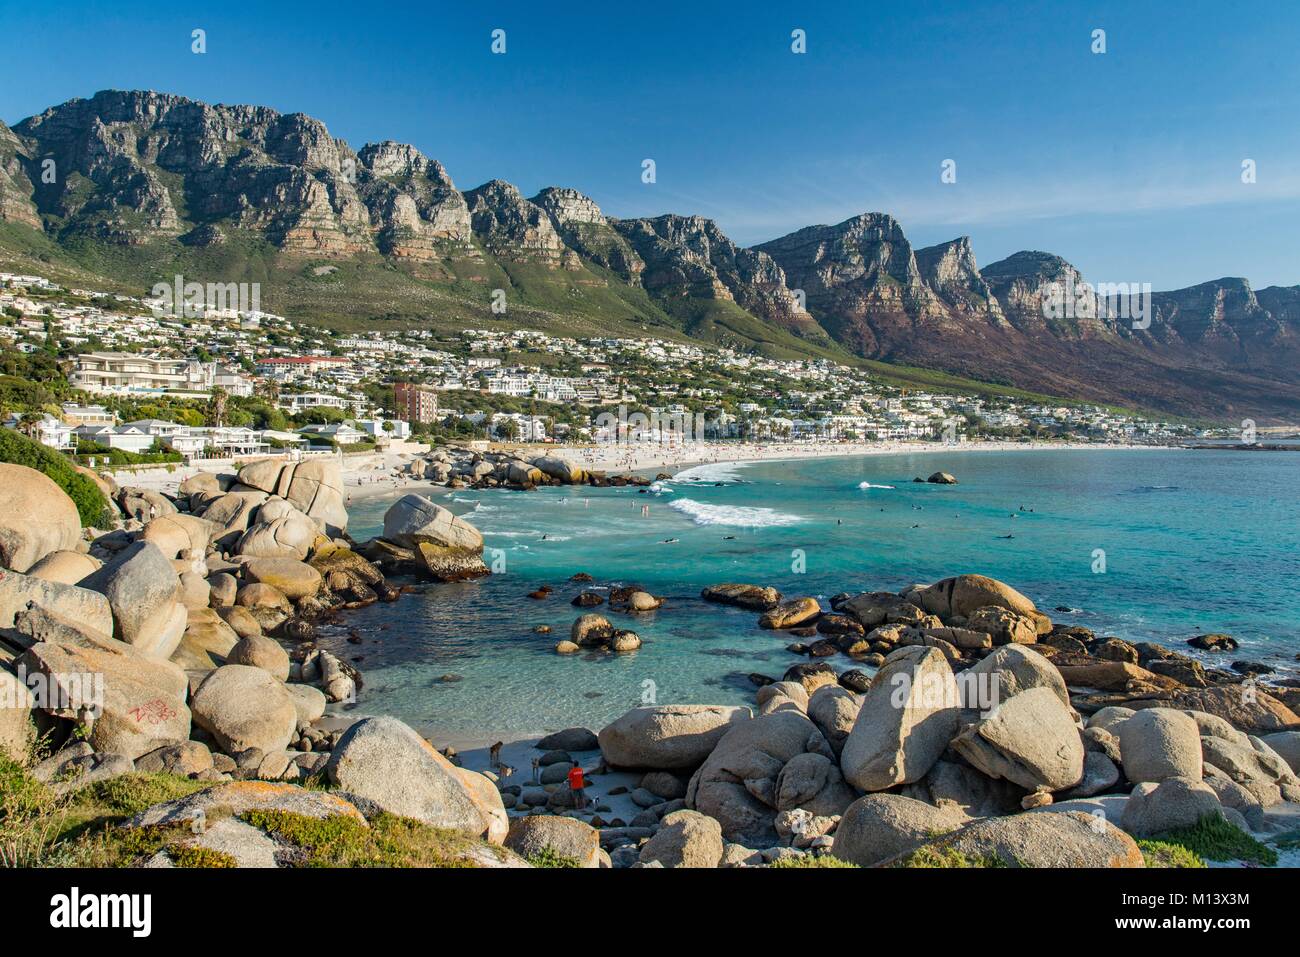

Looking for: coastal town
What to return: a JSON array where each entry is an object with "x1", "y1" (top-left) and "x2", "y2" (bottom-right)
[{"x1": 0, "y1": 271, "x2": 1216, "y2": 461}]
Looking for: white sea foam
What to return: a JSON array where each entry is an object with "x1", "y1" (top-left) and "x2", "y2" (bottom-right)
[
  {"x1": 857, "y1": 481, "x2": 896, "y2": 490},
  {"x1": 669, "y1": 498, "x2": 801, "y2": 527},
  {"x1": 673, "y1": 461, "x2": 750, "y2": 484}
]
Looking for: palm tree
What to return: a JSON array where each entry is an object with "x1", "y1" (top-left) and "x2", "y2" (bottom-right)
[{"x1": 17, "y1": 412, "x2": 43, "y2": 441}]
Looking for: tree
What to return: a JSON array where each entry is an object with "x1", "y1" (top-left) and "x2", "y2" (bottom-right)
[{"x1": 207, "y1": 387, "x2": 229, "y2": 427}]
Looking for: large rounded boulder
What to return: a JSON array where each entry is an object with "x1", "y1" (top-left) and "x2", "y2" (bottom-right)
[
  {"x1": 832, "y1": 794, "x2": 969, "y2": 867},
  {"x1": 79, "y1": 541, "x2": 187, "y2": 659},
  {"x1": 191, "y1": 664, "x2": 298, "y2": 754},
  {"x1": 840, "y1": 647, "x2": 961, "y2": 792},
  {"x1": 381, "y1": 494, "x2": 488, "y2": 581},
  {"x1": 0, "y1": 463, "x2": 82, "y2": 573},
  {"x1": 951, "y1": 686, "x2": 1084, "y2": 791},
  {"x1": 598, "y1": 704, "x2": 750, "y2": 770},
  {"x1": 916, "y1": 574, "x2": 1038, "y2": 620},
  {"x1": 503, "y1": 815, "x2": 601, "y2": 867},
  {"x1": 325, "y1": 716, "x2": 487, "y2": 835}
]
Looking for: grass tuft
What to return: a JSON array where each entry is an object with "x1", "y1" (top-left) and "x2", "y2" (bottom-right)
[
  {"x1": 240, "y1": 809, "x2": 493, "y2": 868},
  {"x1": 1137, "y1": 839, "x2": 1207, "y2": 868},
  {"x1": 167, "y1": 845, "x2": 239, "y2": 868},
  {"x1": 894, "y1": 845, "x2": 1009, "y2": 868},
  {"x1": 768, "y1": 854, "x2": 857, "y2": 868},
  {"x1": 1148, "y1": 813, "x2": 1277, "y2": 867},
  {"x1": 526, "y1": 846, "x2": 582, "y2": 868}
]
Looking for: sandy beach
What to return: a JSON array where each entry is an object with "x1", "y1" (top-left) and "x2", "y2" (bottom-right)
[
  {"x1": 549, "y1": 438, "x2": 1173, "y2": 476},
  {"x1": 104, "y1": 439, "x2": 1177, "y2": 500}
]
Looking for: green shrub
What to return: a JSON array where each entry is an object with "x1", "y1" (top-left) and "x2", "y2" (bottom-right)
[
  {"x1": 526, "y1": 846, "x2": 582, "y2": 868},
  {"x1": 1149, "y1": 813, "x2": 1277, "y2": 866},
  {"x1": 895, "y1": 845, "x2": 1009, "y2": 868},
  {"x1": 240, "y1": 809, "x2": 495, "y2": 867},
  {"x1": 1137, "y1": 839, "x2": 1207, "y2": 868},
  {"x1": 768, "y1": 854, "x2": 857, "y2": 868},
  {"x1": 168, "y1": 845, "x2": 238, "y2": 868},
  {"x1": 0, "y1": 428, "x2": 109, "y2": 526}
]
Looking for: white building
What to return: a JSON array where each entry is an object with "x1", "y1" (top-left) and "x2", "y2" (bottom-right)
[
  {"x1": 3, "y1": 414, "x2": 74, "y2": 451},
  {"x1": 73, "y1": 424, "x2": 155, "y2": 453}
]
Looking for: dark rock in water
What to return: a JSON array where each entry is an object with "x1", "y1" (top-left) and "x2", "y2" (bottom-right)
[
  {"x1": 926, "y1": 472, "x2": 958, "y2": 485},
  {"x1": 1054, "y1": 605, "x2": 1074, "y2": 613},
  {"x1": 808, "y1": 639, "x2": 839, "y2": 658},
  {"x1": 829, "y1": 593, "x2": 853, "y2": 611},
  {"x1": 786, "y1": 643, "x2": 809, "y2": 655},
  {"x1": 817, "y1": 613, "x2": 865, "y2": 637},
  {"x1": 534, "y1": 624, "x2": 552, "y2": 634},
  {"x1": 527, "y1": 589, "x2": 550, "y2": 600},
  {"x1": 608, "y1": 585, "x2": 644, "y2": 605},
  {"x1": 912, "y1": 477, "x2": 926, "y2": 483},
  {"x1": 572, "y1": 591, "x2": 604, "y2": 607},
  {"x1": 570, "y1": 573, "x2": 594, "y2": 583},
  {"x1": 1188, "y1": 633, "x2": 1238, "y2": 652},
  {"x1": 783, "y1": 660, "x2": 836, "y2": 686},
  {"x1": 838, "y1": 669, "x2": 872, "y2": 693},
  {"x1": 439, "y1": 674, "x2": 463, "y2": 683},
  {"x1": 748, "y1": 672, "x2": 775, "y2": 687},
  {"x1": 787, "y1": 626, "x2": 819, "y2": 639},
  {"x1": 700, "y1": 583, "x2": 782, "y2": 611},
  {"x1": 1231, "y1": 660, "x2": 1275, "y2": 675}
]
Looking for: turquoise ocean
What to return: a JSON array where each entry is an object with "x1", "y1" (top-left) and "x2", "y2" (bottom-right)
[{"x1": 328, "y1": 448, "x2": 1300, "y2": 742}]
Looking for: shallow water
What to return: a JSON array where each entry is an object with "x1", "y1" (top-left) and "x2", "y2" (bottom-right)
[{"x1": 326, "y1": 448, "x2": 1300, "y2": 742}]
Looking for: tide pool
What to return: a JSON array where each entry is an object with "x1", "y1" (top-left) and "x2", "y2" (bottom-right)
[{"x1": 329, "y1": 448, "x2": 1300, "y2": 743}]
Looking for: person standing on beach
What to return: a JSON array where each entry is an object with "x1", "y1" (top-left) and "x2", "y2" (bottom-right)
[{"x1": 568, "y1": 763, "x2": 587, "y2": 809}]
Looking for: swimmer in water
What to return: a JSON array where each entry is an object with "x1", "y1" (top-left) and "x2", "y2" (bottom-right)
[{"x1": 661, "y1": 538, "x2": 679, "y2": 544}]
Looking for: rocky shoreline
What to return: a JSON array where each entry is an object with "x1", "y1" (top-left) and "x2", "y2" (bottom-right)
[{"x1": 2, "y1": 450, "x2": 1299, "y2": 868}]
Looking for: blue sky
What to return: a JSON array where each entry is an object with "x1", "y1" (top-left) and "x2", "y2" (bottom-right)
[{"x1": 2, "y1": 0, "x2": 1298, "y2": 289}]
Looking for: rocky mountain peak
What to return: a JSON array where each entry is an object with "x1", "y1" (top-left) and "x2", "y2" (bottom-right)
[
  {"x1": 464, "y1": 179, "x2": 564, "y2": 262},
  {"x1": 358, "y1": 141, "x2": 436, "y2": 180},
  {"x1": 915, "y1": 237, "x2": 1006, "y2": 326},
  {"x1": 531, "y1": 186, "x2": 606, "y2": 226}
]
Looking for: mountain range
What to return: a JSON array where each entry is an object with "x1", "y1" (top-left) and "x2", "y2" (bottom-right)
[{"x1": 2, "y1": 89, "x2": 1298, "y2": 423}]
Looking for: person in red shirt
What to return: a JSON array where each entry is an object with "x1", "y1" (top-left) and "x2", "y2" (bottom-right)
[{"x1": 567, "y1": 763, "x2": 587, "y2": 809}]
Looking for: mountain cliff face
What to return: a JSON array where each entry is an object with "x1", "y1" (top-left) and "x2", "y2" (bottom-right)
[
  {"x1": 757, "y1": 216, "x2": 1300, "y2": 419},
  {"x1": 0, "y1": 120, "x2": 40, "y2": 228},
  {"x1": 612, "y1": 215, "x2": 828, "y2": 342},
  {"x1": 355, "y1": 141, "x2": 472, "y2": 260},
  {"x1": 756, "y1": 213, "x2": 944, "y2": 355},
  {"x1": 914, "y1": 237, "x2": 1006, "y2": 327},
  {"x1": 531, "y1": 187, "x2": 644, "y2": 284},
  {"x1": 2, "y1": 89, "x2": 1298, "y2": 422}
]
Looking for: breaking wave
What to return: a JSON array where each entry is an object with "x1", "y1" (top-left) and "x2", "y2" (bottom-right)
[{"x1": 669, "y1": 498, "x2": 801, "y2": 527}]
